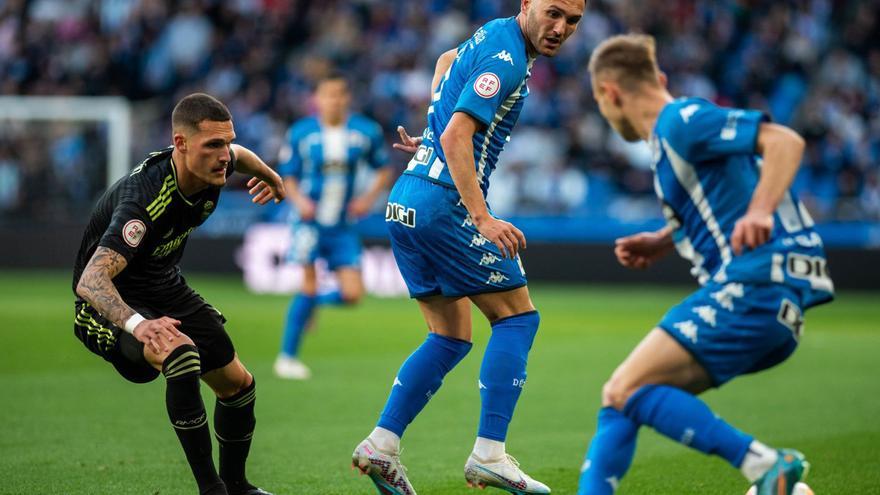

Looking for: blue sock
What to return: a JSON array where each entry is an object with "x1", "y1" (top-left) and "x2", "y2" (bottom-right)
[
  {"x1": 377, "y1": 333, "x2": 472, "y2": 437},
  {"x1": 578, "y1": 407, "x2": 639, "y2": 495},
  {"x1": 478, "y1": 310, "x2": 540, "y2": 442},
  {"x1": 318, "y1": 290, "x2": 344, "y2": 306},
  {"x1": 623, "y1": 384, "x2": 753, "y2": 468},
  {"x1": 279, "y1": 294, "x2": 317, "y2": 357}
]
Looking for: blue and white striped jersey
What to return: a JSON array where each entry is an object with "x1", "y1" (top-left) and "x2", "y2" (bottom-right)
[
  {"x1": 404, "y1": 17, "x2": 535, "y2": 196},
  {"x1": 652, "y1": 97, "x2": 833, "y2": 308},
  {"x1": 278, "y1": 114, "x2": 389, "y2": 227}
]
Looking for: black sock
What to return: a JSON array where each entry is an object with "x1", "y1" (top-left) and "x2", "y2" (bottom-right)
[
  {"x1": 214, "y1": 377, "x2": 257, "y2": 490},
  {"x1": 163, "y1": 345, "x2": 223, "y2": 494}
]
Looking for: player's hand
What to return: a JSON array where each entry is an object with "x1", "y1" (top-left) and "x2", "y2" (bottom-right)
[
  {"x1": 731, "y1": 210, "x2": 774, "y2": 255},
  {"x1": 132, "y1": 316, "x2": 182, "y2": 354},
  {"x1": 296, "y1": 197, "x2": 316, "y2": 221},
  {"x1": 392, "y1": 125, "x2": 423, "y2": 154},
  {"x1": 347, "y1": 195, "x2": 372, "y2": 218},
  {"x1": 247, "y1": 174, "x2": 286, "y2": 205},
  {"x1": 614, "y1": 230, "x2": 674, "y2": 269},
  {"x1": 475, "y1": 215, "x2": 526, "y2": 259}
]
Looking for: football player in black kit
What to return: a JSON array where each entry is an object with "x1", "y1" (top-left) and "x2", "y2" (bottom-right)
[{"x1": 72, "y1": 93, "x2": 283, "y2": 495}]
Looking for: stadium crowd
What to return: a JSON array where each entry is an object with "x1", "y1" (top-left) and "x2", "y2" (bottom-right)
[{"x1": 1, "y1": 0, "x2": 878, "y2": 224}]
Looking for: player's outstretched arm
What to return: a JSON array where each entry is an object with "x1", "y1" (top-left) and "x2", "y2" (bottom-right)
[
  {"x1": 432, "y1": 48, "x2": 458, "y2": 92},
  {"x1": 731, "y1": 123, "x2": 806, "y2": 255},
  {"x1": 231, "y1": 144, "x2": 286, "y2": 205},
  {"x1": 76, "y1": 247, "x2": 181, "y2": 353},
  {"x1": 614, "y1": 226, "x2": 675, "y2": 269},
  {"x1": 441, "y1": 112, "x2": 526, "y2": 259}
]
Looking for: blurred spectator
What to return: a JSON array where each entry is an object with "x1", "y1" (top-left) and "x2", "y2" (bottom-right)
[{"x1": 1, "y1": 0, "x2": 878, "y2": 224}]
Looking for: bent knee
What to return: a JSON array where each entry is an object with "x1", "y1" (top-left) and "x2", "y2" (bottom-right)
[
  {"x1": 602, "y1": 377, "x2": 639, "y2": 411},
  {"x1": 341, "y1": 291, "x2": 362, "y2": 305}
]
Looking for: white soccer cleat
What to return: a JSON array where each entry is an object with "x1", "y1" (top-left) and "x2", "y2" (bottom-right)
[
  {"x1": 272, "y1": 356, "x2": 311, "y2": 380},
  {"x1": 464, "y1": 453, "x2": 551, "y2": 494},
  {"x1": 351, "y1": 438, "x2": 417, "y2": 495}
]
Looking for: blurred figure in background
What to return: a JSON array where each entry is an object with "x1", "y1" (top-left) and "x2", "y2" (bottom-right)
[{"x1": 274, "y1": 72, "x2": 391, "y2": 380}]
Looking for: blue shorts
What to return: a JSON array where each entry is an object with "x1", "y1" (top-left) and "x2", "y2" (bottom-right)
[
  {"x1": 386, "y1": 174, "x2": 527, "y2": 298},
  {"x1": 289, "y1": 222, "x2": 361, "y2": 270},
  {"x1": 658, "y1": 282, "x2": 804, "y2": 386}
]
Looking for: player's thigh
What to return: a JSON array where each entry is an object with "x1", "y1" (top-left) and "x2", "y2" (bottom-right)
[
  {"x1": 290, "y1": 222, "x2": 319, "y2": 268},
  {"x1": 603, "y1": 328, "x2": 712, "y2": 410},
  {"x1": 202, "y1": 354, "x2": 253, "y2": 399},
  {"x1": 336, "y1": 267, "x2": 364, "y2": 302},
  {"x1": 469, "y1": 285, "x2": 535, "y2": 322},
  {"x1": 386, "y1": 176, "x2": 442, "y2": 298},
  {"x1": 159, "y1": 291, "x2": 236, "y2": 375},
  {"x1": 416, "y1": 295, "x2": 473, "y2": 342}
]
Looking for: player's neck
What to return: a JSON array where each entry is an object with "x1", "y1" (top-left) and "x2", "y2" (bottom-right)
[
  {"x1": 171, "y1": 149, "x2": 209, "y2": 197},
  {"x1": 320, "y1": 114, "x2": 347, "y2": 128},
  {"x1": 515, "y1": 14, "x2": 539, "y2": 58},
  {"x1": 632, "y1": 88, "x2": 674, "y2": 141}
]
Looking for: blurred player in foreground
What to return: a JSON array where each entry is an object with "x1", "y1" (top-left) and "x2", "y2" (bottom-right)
[
  {"x1": 73, "y1": 93, "x2": 283, "y2": 495},
  {"x1": 578, "y1": 34, "x2": 834, "y2": 495},
  {"x1": 351, "y1": 0, "x2": 584, "y2": 494},
  {"x1": 274, "y1": 72, "x2": 391, "y2": 380}
]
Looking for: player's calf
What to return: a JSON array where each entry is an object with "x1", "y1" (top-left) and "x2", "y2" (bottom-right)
[{"x1": 162, "y1": 344, "x2": 224, "y2": 494}]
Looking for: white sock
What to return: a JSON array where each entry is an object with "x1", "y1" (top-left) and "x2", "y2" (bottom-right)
[
  {"x1": 473, "y1": 437, "x2": 505, "y2": 461},
  {"x1": 369, "y1": 427, "x2": 400, "y2": 454},
  {"x1": 740, "y1": 440, "x2": 779, "y2": 482}
]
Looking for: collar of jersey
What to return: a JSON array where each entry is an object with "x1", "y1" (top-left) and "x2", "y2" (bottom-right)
[{"x1": 168, "y1": 157, "x2": 198, "y2": 206}]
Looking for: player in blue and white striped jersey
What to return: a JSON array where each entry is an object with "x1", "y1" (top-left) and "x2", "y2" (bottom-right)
[
  {"x1": 274, "y1": 73, "x2": 391, "y2": 380},
  {"x1": 351, "y1": 1, "x2": 585, "y2": 494},
  {"x1": 578, "y1": 34, "x2": 833, "y2": 495}
]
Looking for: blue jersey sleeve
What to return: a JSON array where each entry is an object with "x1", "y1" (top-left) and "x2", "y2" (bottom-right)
[
  {"x1": 277, "y1": 127, "x2": 302, "y2": 179},
  {"x1": 367, "y1": 122, "x2": 389, "y2": 169},
  {"x1": 667, "y1": 103, "x2": 768, "y2": 164},
  {"x1": 453, "y1": 51, "x2": 525, "y2": 127}
]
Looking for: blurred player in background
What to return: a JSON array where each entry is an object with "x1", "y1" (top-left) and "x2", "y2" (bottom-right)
[
  {"x1": 351, "y1": 1, "x2": 584, "y2": 494},
  {"x1": 578, "y1": 34, "x2": 834, "y2": 495},
  {"x1": 273, "y1": 72, "x2": 392, "y2": 380},
  {"x1": 73, "y1": 93, "x2": 283, "y2": 495}
]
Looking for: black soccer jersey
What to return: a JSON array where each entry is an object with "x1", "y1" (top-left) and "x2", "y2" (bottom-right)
[{"x1": 72, "y1": 147, "x2": 235, "y2": 302}]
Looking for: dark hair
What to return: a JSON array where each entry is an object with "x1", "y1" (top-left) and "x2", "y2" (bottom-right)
[
  {"x1": 315, "y1": 70, "x2": 350, "y2": 90},
  {"x1": 171, "y1": 93, "x2": 232, "y2": 132},
  {"x1": 588, "y1": 34, "x2": 661, "y2": 90}
]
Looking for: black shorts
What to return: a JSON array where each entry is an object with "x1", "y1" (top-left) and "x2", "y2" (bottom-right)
[{"x1": 73, "y1": 285, "x2": 235, "y2": 383}]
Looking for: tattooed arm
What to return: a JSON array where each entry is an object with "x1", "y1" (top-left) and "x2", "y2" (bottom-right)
[
  {"x1": 75, "y1": 246, "x2": 136, "y2": 327},
  {"x1": 75, "y1": 246, "x2": 181, "y2": 353}
]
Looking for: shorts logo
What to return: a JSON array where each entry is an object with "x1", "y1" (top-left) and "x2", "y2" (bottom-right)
[
  {"x1": 474, "y1": 72, "x2": 500, "y2": 98},
  {"x1": 462, "y1": 214, "x2": 474, "y2": 228},
  {"x1": 486, "y1": 271, "x2": 509, "y2": 284},
  {"x1": 777, "y1": 298, "x2": 803, "y2": 338},
  {"x1": 673, "y1": 320, "x2": 698, "y2": 343},
  {"x1": 479, "y1": 253, "x2": 500, "y2": 266},
  {"x1": 692, "y1": 305, "x2": 716, "y2": 327},
  {"x1": 710, "y1": 283, "x2": 744, "y2": 311},
  {"x1": 122, "y1": 219, "x2": 146, "y2": 247},
  {"x1": 470, "y1": 234, "x2": 489, "y2": 247},
  {"x1": 386, "y1": 202, "x2": 416, "y2": 228}
]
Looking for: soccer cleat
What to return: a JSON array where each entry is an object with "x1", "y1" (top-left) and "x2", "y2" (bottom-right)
[
  {"x1": 464, "y1": 453, "x2": 551, "y2": 494},
  {"x1": 273, "y1": 356, "x2": 311, "y2": 380},
  {"x1": 351, "y1": 438, "x2": 417, "y2": 495},
  {"x1": 226, "y1": 482, "x2": 273, "y2": 495},
  {"x1": 751, "y1": 449, "x2": 810, "y2": 495}
]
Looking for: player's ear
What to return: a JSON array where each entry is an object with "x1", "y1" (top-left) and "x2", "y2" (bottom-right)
[
  {"x1": 658, "y1": 71, "x2": 668, "y2": 88},
  {"x1": 173, "y1": 132, "x2": 187, "y2": 153}
]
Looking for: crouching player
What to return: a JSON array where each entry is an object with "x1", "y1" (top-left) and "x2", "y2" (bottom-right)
[{"x1": 579, "y1": 34, "x2": 834, "y2": 495}]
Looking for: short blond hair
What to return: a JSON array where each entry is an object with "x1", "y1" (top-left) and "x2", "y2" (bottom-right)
[{"x1": 588, "y1": 34, "x2": 661, "y2": 89}]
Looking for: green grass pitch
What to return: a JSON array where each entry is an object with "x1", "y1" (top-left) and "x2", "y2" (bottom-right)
[{"x1": 1, "y1": 271, "x2": 878, "y2": 494}]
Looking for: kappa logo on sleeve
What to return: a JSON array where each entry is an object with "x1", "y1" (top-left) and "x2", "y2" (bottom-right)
[
  {"x1": 122, "y1": 219, "x2": 147, "y2": 247},
  {"x1": 473, "y1": 72, "x2": 500, "y2": 98}
]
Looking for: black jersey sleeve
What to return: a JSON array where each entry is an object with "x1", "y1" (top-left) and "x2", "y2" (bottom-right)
[{"x1": 97, "y1": 200, "x2": 152, "y2": 261}]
